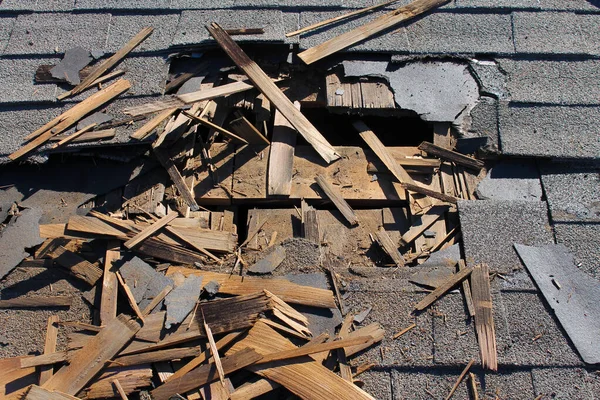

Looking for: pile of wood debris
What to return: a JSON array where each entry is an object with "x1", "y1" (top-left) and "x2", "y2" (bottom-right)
[{"x1": 0, "y1": 0, "x2": 501, "y2": 399}]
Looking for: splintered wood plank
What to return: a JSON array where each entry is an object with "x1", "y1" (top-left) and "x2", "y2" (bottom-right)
[
  {"x1": 110, "y1": 347, "x2": 201, "y2": 367},
  {"x1": 100, "y1": 240, "x2": 120, "y2": 325},
  {"x1": 471, "y1": 264, "x2": 497, "y2": 371},
  {"x1": 167, "y1": 267, "x2": 336, "y2": 309},
  {"x1": 51, "y1": 246, "x2": 103, "y2": 286},
  {"x1": 207, "y1": 23, "x2": 339, "y2": 164},
  {"x1": 153, "y1": 147, "x2": 200, "y2": 211},
  {"x1": 39, "y1": 316, "x2": 59, "y2": 385},
  {"x1": 85, "y1": 366, "x2": 152, "y2": 399},
  {"x1": 418, "y1": 141, "x2": 484, "y2": 171},
  {"x1": 445, "y1": 359, "x2": 474, "y2": 400},
  {"x1": 50, "y1": 123, "x2": 96, "y2": 149},
  {"x1": 112, "y1": 379, "x2": 129, "y2": 400},
  {"x1": 400, "y1": 182, "x2": 459, "y2": 204},
  {"x1": 227, "y1": 321, "x2": 376, "y2": 400},
  {"x1": 355, "y1": 121, "x2": 431, "y2": 209},
  {"x1": 360, "y1": 80, "x2": 395, "y2": 109},
  {"x1": 166, "y1": 225, "x2": 236, "y2": 253},
  {"x1": 399, "y1": 205, "x2": 447, "y2": 246},
  {"x1": 268, "y1": 104, "x2": 299, "y2": 196},
  {"x1": 178, "y1": 80, "x2": 256, "y2": 105},
  {"x1": 150, "y1": 348, "x2": 262, "y2": 400},
  {"x1": 230, "y1": 115, "x2": 269, "y2": 144},
  {"x1": 130, "y1": 108, "x2": 178, "y2": 140},
  {"x1": 25, "y1": 385, "x2": 78, "y2": 400},
  {"x1": 315, "y1": 174, "x2": 359, "y2": 226},
  {"x1": 414, "y1": 265, "x2": 473, "y2": 312},
  {"x1": 375, "y1": 226, "x2": 404, "y2": 267},
  {"x1": 286, "y1": 0, "x2": 404, "y2": 37},
  {"x1": 0, "y1": 297, "x2": 72, "y2": 308},
  {"x1": 297, "y1": 0, "x2": 450, "y2": 64},
  {"x1": 257, "y1": 336, "x2": 371, "y2": 364},
  {"x1": 42, "y1": 315, "x2": 141, "y2": 395},
  {"x1": 116, "y1": 272, "x2": 145, "y2": 323},
  {"x1": 124, "y1": 211, "x2": 178, "y2": 249},
  {"x1": 10, "y1": 79, "x2": 131, "y2": 161},
  {"x1": 180, "y1": 110, "x2": 248, "y2": 144},
  {"x1": 303, "y1": 209, "x2": 320, "y2": 243},
  {"x1": 458, "y1": 260, "x2": 475, "y2": 318},
  {"x1": 51, "y1": 128, "x2": 116, "y2": 144},
  {"x1": 67, "y1": 215, "x2": 130, "y2": 238},
  {"x1": 62, "y1": 27, "x2": 153, "y2": 99}
]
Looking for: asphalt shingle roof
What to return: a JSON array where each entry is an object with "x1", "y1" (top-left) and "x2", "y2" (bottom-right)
[{"x1": 0, "y1": 0, "x2": 598, "y2": 398}]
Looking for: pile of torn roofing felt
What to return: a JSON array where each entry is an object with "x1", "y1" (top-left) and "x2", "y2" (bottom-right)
[{"x1": 0, "y1": 0, "x2": 520, "y2": 399}]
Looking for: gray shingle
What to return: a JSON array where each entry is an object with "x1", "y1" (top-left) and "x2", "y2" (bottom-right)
[
  {"x1": 456, "y1": 0, "x2": 600, "y2": 11},
  {"x1": 403, "y1": 12, "x2": 514, "y2": 55},
  {"x1": 468, "y1": 59, "x2": 508, "y2": 100},
  {"x1": 578, "y1": 13, "x2": 600, "y2": 56},
  {"x1": 0, "y1": 103, "x2": 68, "y2": 161},
  {"x1": 233, "y1": 0, "x2": 344, "y2": 7},
  {"x1": 170, "y1": 0, "x2": 235, "y2": 9},
  {"x1": 532, "y1": 368, "x2": 594, "y2": 399},
  {"x1": 356, "y1": 371, "x2": 392, "y2": 400},
  {"x1": 0, "y1": 17, "x2": 15, "y2": 53},
  {"x1": 554, "y1": 222, "x2": 600, "y2": 279},
  {"x1": 540, "y1": 162, "x2": 600, "y2": 222},
  {"x1": 282, "y1": 11, "x2": 300, "y2": 43},
  {"x1": 0, "y1": 0, "x2": 36, "y2": 11},
  {"x1": 477, "y1": 369, "x2": 535, "y2": 400},
  {"x1": 0, "y1": 0, "x2": 74, "y2": 12},
  {"x1": 345, "y1": 289, "x2": 434, "y2": 367},
  {"x1": 75, "y1": 0, "x2": 170, "y2": 9},
  {"x1": 391, "y1": 368, "x2": 471, "y2": 400},
  {"x1": 4, "y1": 12, "x2": 111, "y2": 55},
  {"x1": 467, "y1": 97, "x2": 499, "y2": 147},
  {"x1": 475, "y1": 160, "x2": 543, "y2": 202},
  {"x1": 0, "y1": 57, "x2": 59, "y2": 103},
  {"x1": 513, "y1": 12, "x2": 589, "y2": 54},
  {"x1": 298, "y1": 10, "x2": 410, "y2": 53},
  {"x1": 499, "y1": 59, "x2": 600, "y2": 105},
  {"x1": 173, "y1": 9, "x2": 285, "y2": 48},
  {"x1": 498, "y1": 103, "x2": 600, "y2": 159},
  {"x1": 433, "y1": 290, "x2": 515, "y2": 366},
  {"x1": 458, "y1": 199, "x2": 553, "y2": 289},
  {"x1": 501, "y1": 291, "x2": 582, "y2": 366},
  {"x1": 106, "y1": 13, "x2": 180, "y2": 53}
]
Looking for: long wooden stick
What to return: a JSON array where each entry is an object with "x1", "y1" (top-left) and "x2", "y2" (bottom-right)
[
  {"x1": 50, "y1": 123, "x2": 97, "y2": 149},
  {"x1": 181, "y1": 110, "x2": 248, "y2": 144},
  {"x1": 298, "y1": 0, "x2": 449, "y2": 64},
  {"x1": 62, "y1": 27, "x2": 153, "y2": 98},
  {"x1": 124, "y1": 211, "x2": 178, "y2": 249},
  {"x1": 39, "y1": 316, "x2": 60, "y2": 385},
  {"x1": 445, "y1": 359, "x2": 474, "y2": 400},
  {"x1": 207, "y1": 23, "x2": 340, "y2": 164},
  {"x1": 286, "y1": 0, "x2": 404, "y2": 37},
  {"x1": 414, "y1": 265, "x2": 473, "y2": 311}
]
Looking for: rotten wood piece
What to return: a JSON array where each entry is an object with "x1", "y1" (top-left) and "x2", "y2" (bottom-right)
[
  {"x1": 9, "y1": 79, "x2": 131, "y2": 161},
  {"x1": 153, "y1": 147, "x2": 200, "y2": 212},
  {"x1": 168, "y1": 267, "x2": 336, "y2": 309},
  {"x1": 130, "y1": 108, "x2": 178, "y2": 140},
  {"x1": 414, "y1": 265, "x2": 473, "y2": 312},
  {"x1": 315, "y1": 174, "x2": 359, "y2": 226},
  {"x1": 50, "y1": 246, "x2": 103, "y2": 286},
  {"x1": 230, "y1": 113, "x2": 270, "y2": 144},
  {"x1": 124, "y1": 211, "x2": 178, "y2": 249},
  {"x1": 150, "y1": 348, "x2": 262, "y2": 400},
  {"x1": 42, "y1": 315, "x2": 141, "y2": 395},
  {"x1": 100, "y1": 240, "x2": 120, "y2": 325},
  {"x1": 471, "y1": 264, "x2": 497, "y2": 371},
  {"x1": 268, "y1": 104, "x2": 299, "y2": 196},
  {"x1": 400, "y1": 182, "x2": 459, "y2": 204},
  {"x1": 287, "y1": 0, "x2": 405, "y2": 37},
  {"x1": 0, "y1": 297, "x2": 72, "y2": 309},
  {"x1": 207, "y1": 23, "x2": 340, "y2": 164},
  {"x1": 355, "y1": 120, "x2": 431, "y2": 209},
  {"x1": 418, "y1": 141, "x2": 484, "y2": 171},
  {"x1": 228, "y1": 321, "x2": 376, "y2": 400},
  {"x1": 110, "y1": 347, "x2": 201, "y2": 368},
  {"x1": 116, "y1": 272, "x2": 146, "y2": 323},
  {"x1": 60, "y1": 27, "x2": 153, "y2": 99},
  {"x1": 375, "y1": 226, "x2": 404, "y2": 267},
  {"x1": 303, "y1": 209, "x2": 320, "y2": 244},
  {"x1": 39, "y1": 316, "x2": 59, "y2": 385},
  {"x1": 25, "y1": 386, "x2": 78, "y2": 400},
  {"x1": 298, "y1": 0, "x2": 450, "y2": 64},
  {"x1": 399, "y1": 205, "x2": 447, "y2": 247},
  {"x1": 85, "y1": 366, "x2": 152, "y2": 399},
  {"x1": 226, "y1": 28, "x2": 265, "y2": 35}
]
